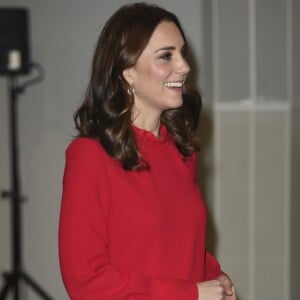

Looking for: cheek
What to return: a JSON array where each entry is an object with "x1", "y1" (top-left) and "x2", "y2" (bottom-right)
[
  {"x1": 150, "y1": 63, "x2": 172, "y2": 81},
  {"x1": 133, "y1": 62, "x2": 172, "y2": 90}
]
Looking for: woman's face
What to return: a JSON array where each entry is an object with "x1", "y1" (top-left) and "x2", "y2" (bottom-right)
[{"x1": 123, "y1": 21, "x2": 190, "y2": 119}]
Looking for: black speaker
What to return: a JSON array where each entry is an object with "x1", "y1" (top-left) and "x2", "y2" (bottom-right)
[{"x1": 0, "y1": 8, "x2": 31, "y2": 75}]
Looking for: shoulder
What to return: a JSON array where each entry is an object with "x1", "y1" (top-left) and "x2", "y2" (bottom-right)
[
  {"x1": 66, "y1": 137, "x2": 106, "y2": 159},
  {"x1": 67, "y1": 136, "x2": 102, "y2": 152},
  {"x1": 64, "y1": 137, "x2": 112, "y2": 173}
]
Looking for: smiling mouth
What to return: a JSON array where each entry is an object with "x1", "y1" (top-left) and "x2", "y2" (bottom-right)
[{"x1": 164, "y1": 81, "x2": 184, "y2": 88}]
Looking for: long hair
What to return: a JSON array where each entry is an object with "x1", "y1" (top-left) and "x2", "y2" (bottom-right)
[{"x1": 74, "y1": 2, "x2": 201, "y2": 171}]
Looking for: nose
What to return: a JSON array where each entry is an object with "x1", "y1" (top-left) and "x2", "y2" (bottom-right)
[{"x1": 176, "y1": 56, "x2": 190, "y2": 76}]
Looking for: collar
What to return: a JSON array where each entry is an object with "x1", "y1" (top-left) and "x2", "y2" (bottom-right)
[{"x1": 132, "y1": 123, "x2": 171, "y2": 147}]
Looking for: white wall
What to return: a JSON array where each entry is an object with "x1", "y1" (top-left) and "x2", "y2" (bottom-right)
[{"x1": 0, "y1": 1, "x2": 205, "y2": 299}]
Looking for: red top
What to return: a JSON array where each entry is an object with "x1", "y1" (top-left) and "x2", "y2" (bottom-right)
[{"x1": 59, "y1": 125, "x2": 222, "y2": 299}]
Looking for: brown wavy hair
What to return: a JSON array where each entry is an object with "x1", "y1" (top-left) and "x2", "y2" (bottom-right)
[{"x1": 74, "y1": 2, "x2": 201, "y2": 171}]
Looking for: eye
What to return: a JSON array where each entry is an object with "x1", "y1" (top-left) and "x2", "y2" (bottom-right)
[
  {"x1": 159, "y1": 51, "x2": 172, "y2": 61},
  {"x1": 181, "y1": 46, "x2": 188, "y2": 58}
]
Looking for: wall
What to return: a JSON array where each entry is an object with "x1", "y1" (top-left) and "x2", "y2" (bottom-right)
[
  {"x1": 0, "y1": 1, "x2": 205, "y2": 299},
  {"x1": 291, "y1": 0, "x2": 300, "y2": 299},
  {"x1": 210, "y1": 1, "x2": 296, "y2": 299}
]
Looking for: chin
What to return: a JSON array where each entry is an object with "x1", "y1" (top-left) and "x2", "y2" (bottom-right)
[
  {"x1": 159, "y1": 96, "x2": 183, "y2": 112},
  {"x1": 168, "y1": 97, "x2": 183, "y2": 109}
]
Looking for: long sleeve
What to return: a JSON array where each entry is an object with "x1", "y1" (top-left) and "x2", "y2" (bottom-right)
[
  {"x1": 186, "y1": 152, "x2": 223, "y2": 281},
  {"x1": 204, "y1": 250, "x2": 222, "y2": 281},
  {"x1": 58, "y1": 138, "x2": 198, "y2": 300}
]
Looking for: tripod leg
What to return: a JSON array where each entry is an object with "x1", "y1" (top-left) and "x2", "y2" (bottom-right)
[
  {"x1": 0, "y1": 282, "x2": 11, "y2": 299},
  {"x1": 21, "y1": 272, "x2": 54, "y2": 300},
  {"x1": 0, "y1": 272, "x2": 14, "y2": 299}
]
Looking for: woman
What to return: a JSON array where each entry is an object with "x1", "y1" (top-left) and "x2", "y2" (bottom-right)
[{"x1": 59, "y1": 3, "x2": 236, "y2": 300}]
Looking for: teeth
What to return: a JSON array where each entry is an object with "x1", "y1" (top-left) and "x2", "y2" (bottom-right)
[{"x1": 164, "y1": 81, "x2": 184, "y2": 88}]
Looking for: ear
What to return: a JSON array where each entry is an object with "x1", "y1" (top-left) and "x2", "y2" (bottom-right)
[{"x1": 122, "y1": 67, "x2": 135, "y2": 85}]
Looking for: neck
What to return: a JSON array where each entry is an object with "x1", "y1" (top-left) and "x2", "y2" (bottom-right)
[{"x1": 132, "y1": 115, "x2": 161, "y2": 137}]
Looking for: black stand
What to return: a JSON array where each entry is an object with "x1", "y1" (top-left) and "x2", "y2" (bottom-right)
[{"x1": 0, "y1": 76, "x2": 54, "y2": 300}]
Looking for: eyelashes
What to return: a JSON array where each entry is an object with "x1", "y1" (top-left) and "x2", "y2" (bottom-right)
[
  {"x1": 158, "y1": 47, "x2": 188, "y2": 61},
  {"x1": 159, "y1": 52, "x2": 172, "y2": 60}
]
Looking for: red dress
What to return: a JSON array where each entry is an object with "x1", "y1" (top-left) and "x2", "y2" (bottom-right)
[{"x1": 59, "y1": 125, "x2": 222, "y2": 299}]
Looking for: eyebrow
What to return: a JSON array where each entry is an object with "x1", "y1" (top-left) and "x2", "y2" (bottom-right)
[
  {"x1": 155, "y1": 46, "x2": 175, "y2": 53},
  {"x1": 155, "y1": 44, "x2": 187, "y2": 53}
]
